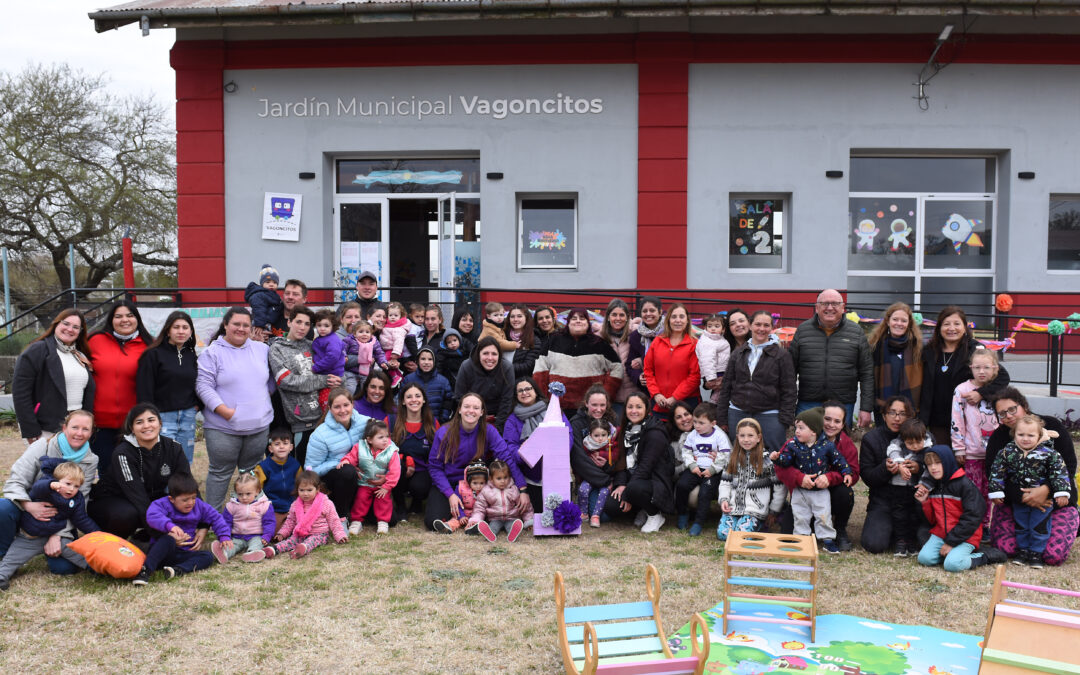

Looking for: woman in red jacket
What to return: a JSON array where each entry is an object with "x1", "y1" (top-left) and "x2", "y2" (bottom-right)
[
  {"x1": 87, "y1": 301, "x2": 151, "y2": 467},
  {"x1": 643, "y1": 303, "x2": 700, "y2": 419}
]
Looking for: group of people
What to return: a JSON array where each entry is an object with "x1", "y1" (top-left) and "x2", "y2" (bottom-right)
[{"x1": 1, "y1": 271, "x2": 1075, "y2": 588}]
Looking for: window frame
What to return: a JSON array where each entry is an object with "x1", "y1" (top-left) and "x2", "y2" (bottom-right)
[
  {"x1": 727, "y1": 193, "x2": 789, "y2": 273},
  {"x1": 1048, "y1": 194, "x2": 1080, "y2": 274},
  {"x1": 516, "y1": 193, "x2": 579, "y2": 271}
]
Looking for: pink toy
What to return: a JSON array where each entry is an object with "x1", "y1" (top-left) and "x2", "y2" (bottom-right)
[{"x1": 519, "y1": 384, "x2": 581, "y2": 536}]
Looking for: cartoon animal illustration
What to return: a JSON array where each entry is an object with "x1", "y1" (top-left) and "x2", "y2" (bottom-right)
[
  {"x1": 780, "y1": 640, "x2": 806, "y2": 650},
  {"x1": 725, "y1": 631, "x2": 754, "y2": 642},
  {"x1": 785, "y1": 612, "x2": 809, "y2": 622},
  {"x1": 928, "y1": 666, "x2": 955, "y2": 675},
  {"x1": 887, "y1": 641, "x2": 911, "y2": 651},
  {"x1": 888, "y1": 219, "x2": 912, "y2": 250},
  {"x1": 854, "y1": 219, "x2": 879, "y2": 251},
  {"x1": 941, "y1": 213, "x2": 984, "y2": 253}
]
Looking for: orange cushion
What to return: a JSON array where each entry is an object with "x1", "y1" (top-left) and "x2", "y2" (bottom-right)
[{"x1": 67, "y1": 532, "x2": 146, "y2": 579}]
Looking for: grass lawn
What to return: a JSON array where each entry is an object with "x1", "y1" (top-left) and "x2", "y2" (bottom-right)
[{"x1": 1, "y1": 428, "x2": 1078, "y2": 673}]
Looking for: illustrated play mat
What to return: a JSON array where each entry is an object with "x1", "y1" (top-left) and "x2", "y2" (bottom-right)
[{"x1": 666, "y1": 600, "x2": 983, "y2": 675}]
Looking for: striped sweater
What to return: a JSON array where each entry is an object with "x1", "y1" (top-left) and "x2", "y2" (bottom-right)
[{"x1": 718, "y1": 455, "x2": 786, "y2": 520}]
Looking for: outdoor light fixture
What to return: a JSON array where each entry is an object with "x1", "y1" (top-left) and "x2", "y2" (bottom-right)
[
  {"x1": 1018, "y1": 171, "x2": 1036, "y2": 180},
  {"x1": 223, "y1": 81, "x2": 238, "y2": 94},
  {"x1": 486, "y1": 172, "x2": 504, "y2": 180},
  {"x1": 914, "y1": 23, "x2": 956, "y2": 111},
  {"x1": 140, "y1": 15, "x2": 150, "y2": 37},
  {"x1": 299, "y1": 172, "x2": 316, "y2": 180},
  {"x1": 825, "y1": 170, "x2": 844, "y2": 179}
]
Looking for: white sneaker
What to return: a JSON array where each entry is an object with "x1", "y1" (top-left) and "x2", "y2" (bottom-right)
[
  {"x1": 376, "y1": 521, "x2": 389, "y2": 534},
  {"x1": 640, "y1": 513, "x2": 666, "y2": 533},
  {"x1": 633, "y1": 510, "x2": 648, "y2": 528},
  {"x1": 348, "y1": 521, "x2": 362, "y2": 536}
]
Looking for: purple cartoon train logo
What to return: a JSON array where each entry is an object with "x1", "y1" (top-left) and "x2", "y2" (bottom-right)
[{"x1": 270, "y1": 197, "x2": 295, "y2": 219}]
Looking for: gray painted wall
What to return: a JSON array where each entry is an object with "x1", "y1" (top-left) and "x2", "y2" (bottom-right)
[
  {"x1": 688, "y1": 63, "x2": 1080, "y2": 292},
  {"x1": 221, "y1": 65, "x2": 638, "y2": 289}
]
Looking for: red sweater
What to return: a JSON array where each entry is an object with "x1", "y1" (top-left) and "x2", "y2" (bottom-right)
[
  {"x1": 643, "y1": 335, "x2": 700, "y2": 412},
  {"x1": 88, "y1": 333, "x2": 147, "y2": 428}
]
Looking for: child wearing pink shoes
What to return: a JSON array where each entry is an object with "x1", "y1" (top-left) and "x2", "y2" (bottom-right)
[
  {"x1": 468, "y1": 460, "x2": 534, "y2": 543},
  {"x1": 258, "y1": 471, "x2": 347, "y2": 560}
]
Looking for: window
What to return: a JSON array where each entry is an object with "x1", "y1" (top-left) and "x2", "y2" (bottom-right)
[
  {"x1": 337, "y1": 158, "x2": 481, "y2": 194},
  {"x1": 728, "y1": 195, "x2": 786, "y2": 271},
  {"x1": 1049, "y1": 196, "x2": 1080, "y2": 271},
  {"x1": 517, "y1": 195, "x2": 577, "y2": 269}
]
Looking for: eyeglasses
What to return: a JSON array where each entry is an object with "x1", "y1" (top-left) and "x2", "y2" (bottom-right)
[
  {"x1": 817, "y1": 301, "x2": 843, "y2": 308},
  {"x1": 516, "y1": 387, "x2": 534, "y2": 394},
  {"x1": 884, "y1": 410, "x2": 908, "y2": 418},
  {"x1": 996, "y1": 405, "x2": 1020, "y2": 420}
]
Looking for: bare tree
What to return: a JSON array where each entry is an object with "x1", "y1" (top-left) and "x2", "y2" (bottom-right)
[{"x1": 0, "y1": 64, "x2": 176, "y2": 316}]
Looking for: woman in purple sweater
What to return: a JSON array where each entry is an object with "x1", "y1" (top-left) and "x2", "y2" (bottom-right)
[
  {"x1": 196, "y1": 307, "x2": 274, "y2": 511},
  {"x1": 353, "y1": 370, "x2": 395, "y2": 421},
  {"x1": 502, "y1": 376, "x2": 572, "y2": 515},
  {"x1": 424, "y1": 392, "x2": 528, "y2": 531}
]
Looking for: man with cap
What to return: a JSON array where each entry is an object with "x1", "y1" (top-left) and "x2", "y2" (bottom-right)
[
  {"x1": 769, "y1": 407, "x2": 854, "y2": 554},
  {"x1": 355, "y1": 271, "x2": 381, "y2": 321}
]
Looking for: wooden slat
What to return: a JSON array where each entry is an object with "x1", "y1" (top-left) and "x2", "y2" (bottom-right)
[
  {"x1": 995, "y1": 604, "x2": 1080, "y2": 630},
  {"x1": 726, "y1": 576, "x2": 814, "y2": 590},
  {"x1": 984, "y1": 613, "x2": 1080, "y2": 665},
  {"x1": 981, "y1": 648, "x2": 1080, "y2": 674},
  {"x1": 595, "y1": 656, "x2": 704, "y2": 674},
  {"x1": 727, "y1": 615, "x2": 811, "y2": 628},
  {"x1": 564, "y1": 601, "x2": 655, "y2": 624},
  {"x1": 728, "y1": 560, "x2": 816, "y2": 572},
  {"x1": 565, "y1": 620, "x2": 659, "y2": 643},
  {"x1": 727, "y1": 595, "x2": 813, "y2": 608},
  {"x1": 569, "y1": 636, "x2": 665, "y2": 660}
]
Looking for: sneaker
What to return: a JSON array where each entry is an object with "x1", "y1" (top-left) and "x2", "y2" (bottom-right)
[
  {"x1": 893, "y1": 540, "x2": 911, "y2": 558},
  {"x1": 633, "y1": 510, "x2": 648, "y2": 528},
  {"x1": 477, "y1": 522, "x2": 497, "y2": 543},
  {"x1": 1011, "y1": 550, "x2": 1030, "y2": 566},
  {"x1": 0, "y1": 577, "x2": 8, "y2": 591},
  {"x1": 211, "y1": 540, "x2": 229, "y2": 565},
  {"x1": 432, "y1": 520, "x2": 453, "y2": 534},
  {"x1": 162, "y1": 566, "x2": 180, "y2": 579},
  {"x1": 262, "y1": 546, "x2": 277, "y2": 559},
  {"x1": 836, "y1": 530, "x2": 853, "y2": 552},
  {"x1": 640, "y1": 513, "x2": 666, "y2": 533},
  {"x1": 132, "y1": 567, "x2": 150, "y2": 586},
  {"x1": 677, "y1": 514, "x2": 690, "y2": 530},
  {"x1": 348, "y1": 521, "x2": 362, "y2": 536},
  {"x1": 983, "y1": 546, "x2": 1008, "y2": 565},
  {"x1": 241, "y1": 549, "x2": 266, "y2": 563},
  {"x1": 464, "y1": 522, "x2": 480, "y2": 536},
  {"x1": 822, "y1": 539, "x2": 840, "y2": 554},
  {"x1": 590, "y1": 515, "x2": 601, "y2": 528},
  {"x1": 376, "y1": 521, "x2": 389, "y2": 535},
  {"x1": 290, "y1": 543, "x2": 308, "y2": 559},
  {"x1": 507, "y1": 519, "x2": 524, "y2": 543},
  {"x1": 968, "y1": 552, "x2": 987, "y2": 569},
  {"x1": 1029, "y1": 552, "x2": 1045, "y2": 569},
  {"x1": 689, "y1": 523, "x2": 703, "y2": 537}
]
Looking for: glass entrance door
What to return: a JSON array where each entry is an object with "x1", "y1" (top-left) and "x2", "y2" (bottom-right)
[
  {"x1": 437, "y1": 193, "x2": 456, "y2": 307},
  {"x1": 334, "y1": 198, "x2": 387, "y2": 302}
]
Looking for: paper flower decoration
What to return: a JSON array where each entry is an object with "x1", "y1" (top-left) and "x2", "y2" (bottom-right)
[
  {"x1": 552, "y1": 500, "x2": 582, "y2": 534},
  {"x1": 912, "y1": 312, "x2": 923, "y2": 326},
  {"x1": 845, "y1": 311, "x2": 860, "y2": 324},
  {"x1": 1068, "y1": 313, "x2": 1080, "y2": 331},
  {"x1": 549, "y1": 381, "x2": 566, "y2": 397},
  {"x1": 995, "y1": 294, "x2": 1014, "y2": 312},
  {"x1": 1048, "y1": 320, "x2": 1066, "y2": 336},
  {"x1": 545, "y1": 492, "x2": 564, "y2": 511},
  {"x1": 541, "y1": 511, "x2": 555, "y2": 528}
]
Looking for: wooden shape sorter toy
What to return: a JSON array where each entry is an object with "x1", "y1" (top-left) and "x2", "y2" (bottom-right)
[{"x1": 721, "y1": 532, "x2": 819, "y2": 641}]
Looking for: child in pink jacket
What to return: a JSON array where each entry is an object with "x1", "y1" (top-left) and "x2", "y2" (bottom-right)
[
  {"x1": 950, "y1": 347, "x2": 1000, "y2": 529},
  {"x1": 380, "y1": 302, "x2": 412, "y2": 387},
  {"x1": 261, "y1": 471, "x2": 347, "y2": 560},
  {"x1": 468, "y1": 460, "x2": 535, "y2": 543},
  {"x1": 433, "y1": 460, "x2": 488, "y2": 534}
]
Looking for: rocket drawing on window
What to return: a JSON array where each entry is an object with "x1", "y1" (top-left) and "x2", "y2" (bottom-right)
[
  {"x1": 941, "y1": 213, "x2": 983, "y2": 253},
  {"x1": 888, "y1": 218, "x2": 912, "y2": 250},
  {"x1": 854, "y1": 219, "x2": 879, "y2": 251}
]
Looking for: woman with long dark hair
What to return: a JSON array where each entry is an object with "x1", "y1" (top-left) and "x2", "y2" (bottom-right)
[
  {"x1": 454, "y1": 335, "x2": 515, "y2": 430},
  {"x1": 867, "y1": 302, "x2": 923, "y2": 427},
  {"x1": 87, "y1": 300, "x2": 152, "y2": 466},
  {"x1": 506, "y1": 303, "x2": 541, "y2": 378},
  {"x1": 600, "y1": 298, "x2": 636, "y2": 416},
  {"x1": 626, "y1": 297, "x2": 663, "y2": 391},
  {"x1": 450, "y1": 307, "x2": 481, "y2": 356},
  {"x1": 534, "y1": 308, "x2": 624, "y2": 413},
  {"x1": 136, "y1": 311, "x2": 199, "y2": 463},
  {"x1": 604, "y1": 391, "x2": 676, "y2": 533},
  {"x1": 390, "y1": 383, "x2": 440, "y2": 519},
  {"x1": 12, "y1": 309, "x2": 94, "y2": 444},
  {"x1": 353, "y1": 370, "x2": 395, "y2": 421},
  {"x1": 503, "y1": 375, "x2": 572, "y2": 514}
]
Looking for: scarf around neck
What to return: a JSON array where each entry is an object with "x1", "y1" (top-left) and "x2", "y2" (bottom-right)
[
  {"x1": 54, "y1": 336, "x2": 92, "y2": 370},
  {"x1": 514, "y1": 400, "x2": 549, "y2": 439},
  {"x1": 636, "y1": 321, "x2": 663, "y2": 341},
  {"x1": 113, "y1": 331, "x2": 138, "y2": 342},
  {"x1": 623, "y1": 423, "x2": 643, "y2": 469},
  {"x1": 56, "y1": 432, "x2": 89, "y2": 463},
  {"x1": 295, "y1": 491, "x2": 328, "y2": 537}
]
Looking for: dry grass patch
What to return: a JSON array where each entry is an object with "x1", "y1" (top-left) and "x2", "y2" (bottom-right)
[{"x1": 0, "y1": 428, "x2": 1078, "y2": 672}]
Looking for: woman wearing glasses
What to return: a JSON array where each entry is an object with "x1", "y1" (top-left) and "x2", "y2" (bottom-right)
[
  {"x1": 858, "y1": 396, "x2": 921, "y2": 554},
  {"x1": 503, "y1": 376, "x2": 571, "y2": 514},
  {"x1": 985, "y1": 388, "x2": 1078, "y2": 566}
]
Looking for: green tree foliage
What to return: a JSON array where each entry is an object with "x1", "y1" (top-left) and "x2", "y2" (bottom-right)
[
  {"x1": 0, "y1": 64, "x2": 176, "y2": 313},
  {"x1": 814, "y1": 641, "x2": 910, "y2": 675}
]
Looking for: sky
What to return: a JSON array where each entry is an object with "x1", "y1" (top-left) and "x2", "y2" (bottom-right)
[{"x1": 2, "y1": 1, "x2": 176, "y2": 114}]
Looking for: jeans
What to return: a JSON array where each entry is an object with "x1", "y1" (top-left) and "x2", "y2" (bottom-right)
[
  {"x1": 203, "y1": 427, "x2": 270, "y2": 511},
  {"x1": 0, "y1": 499, "x2": 82, "y2": 575},
  {"x1": 917, "y1": 534, "x2": 977, "y2": 572},
  {"x1": 144, "y1": 536, "x2": 214, "y2": 574},
  {"x1": 90, "y1": 427, "x2": 121, "y2": 472},
  {"x1": 1014, "y1": 503, "x2": 1054, "y2": 553},
  {"x1": 160, "y1": 407, "x2": 198, "y2": 464}
]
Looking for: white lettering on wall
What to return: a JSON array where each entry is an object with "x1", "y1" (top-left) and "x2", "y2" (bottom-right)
[{"x1": 257, "y1": 94, "x2": 603, "y2": 120}]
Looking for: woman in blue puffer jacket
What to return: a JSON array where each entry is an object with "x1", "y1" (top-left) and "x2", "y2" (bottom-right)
[{"x1": 305, "y1": 387, "x2": 373, "y2": 520}]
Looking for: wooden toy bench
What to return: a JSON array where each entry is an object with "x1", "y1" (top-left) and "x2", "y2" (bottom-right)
[{"x1": 554, "y1": 564, "x2": 709, "y2": 675}]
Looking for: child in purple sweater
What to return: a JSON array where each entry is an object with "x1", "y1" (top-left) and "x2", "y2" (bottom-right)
[
  {"x1": 133, "y1": 473, "x2": 231, "y2": 585},
  {"x1": 312, "y1": 309, "x2": 346, "y2": 410}
]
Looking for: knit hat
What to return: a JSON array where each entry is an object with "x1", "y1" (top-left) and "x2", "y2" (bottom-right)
[
  {"x1": 259, "y1": 263, "x2": 280, "y2": 286},
  {"x1": 465, "y1": 460, "x2": 488, "y2": 482},
  {"x1": 795, "y1": 407, "x2": 824, "y2": 436}
]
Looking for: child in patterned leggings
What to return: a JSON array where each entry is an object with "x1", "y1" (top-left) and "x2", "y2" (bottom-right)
[{"x1": 261, "y1": 471, "x2": 347, "y2": 560}]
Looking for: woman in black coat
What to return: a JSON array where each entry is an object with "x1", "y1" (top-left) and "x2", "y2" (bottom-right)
[
  {"x1": 859, "y1": 395, "x2": 920, "y2": 555},
  {"x1": 604, "y1": 391, "x2": 675, "y2": 532},
  {"x1": 453, "y1": 336, "x2": 515, "y2": 431},
  {"x1": 918, "y1": 305, "x2": 1009, "y2": 444},
  {"x1": 136, "y1": 311, "x2": 199, "y2": 464},
  {"x1": 12, "y1": 309, "x2": 95, "y2": 444}
]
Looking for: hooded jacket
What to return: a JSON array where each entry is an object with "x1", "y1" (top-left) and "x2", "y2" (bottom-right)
[
  {"x1": 311, "y1": 331, "x2": 346, "y2": 377},
  {"x1": 453, "y1": 358, "x2": 515, "y2": 431},
  {"x1": 196, "y1": 336, "x2": 274, "y2": 434},
  {"x1": 400, "y1": 348, "x2": 454, "y2": 422},
  {"x1": 136, "y1": 341, "x2": 200, "y2": 414},
  {"x1": 468, "y1": 482, "x2": 535, "y2": 524},
  {"x1": 435, "y1": 329, "x2": 467, "y2": 390},
  {"x1": 90, "y1": 434, "x2": 192, "y2": 528},
  {"x1": 788, "y1": 313, "x2": 874, "y2": 410},
  {"x1": 22, "y1": 457, "x2": 100, "y2": 538},
  {"x1": 223, "y1": 494, "x2": 276, "y2": 541},
  {"x1": 921, "y1": 444, "x2": 984, "y2": 548},
  {"x1": 268, "y1": 336, "x2": 328, "y2": 433},
  {"x1": 4, "y1": 434, "x2": 99, "y2": 539},
  {"x1": 716, "y1": 335, "x2": 797, "y2": 427},
  {"x1": 244, "y1": 282, "x2": 284, "y2": 331}
]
